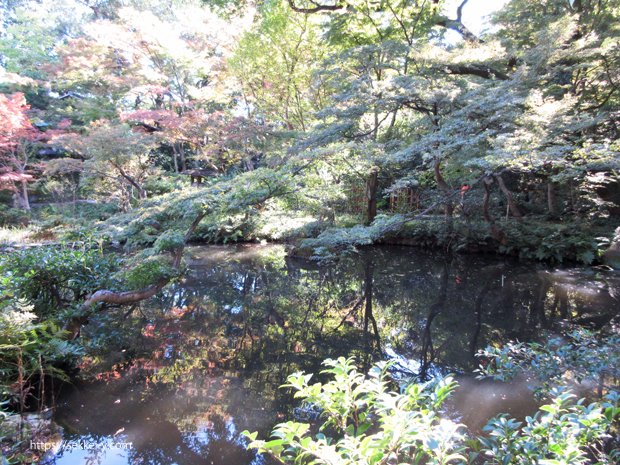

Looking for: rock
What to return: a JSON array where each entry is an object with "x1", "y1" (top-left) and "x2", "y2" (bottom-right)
[{"x1": 604, "y1": 227, "x2": 620, "y2": 269}]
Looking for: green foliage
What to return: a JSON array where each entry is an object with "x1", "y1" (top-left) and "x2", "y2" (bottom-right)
[
  {"x1": 301, "y1": 224, "x2": 377, "y2": 259},
  {"x1": 0, "y1": 244, "x2": 120, "y2": 317},
  {"x1": 0, "y1": 205, "x2": 30, "y2": 227},
  {"x1": 230, "y1": 0, "x2": 325, "y2": 130},
  {"x1": 476, "y1": 329, "x2": 620, "y2": 396},
  {"x1": 143, "y1": 175, "x2": 185, "y2": 197},
  {"x1": 479, "y1": 390, "x2": 619, "y2": 465},
  {"x1": 301, "y1": 215, "x2": 409, "y2": 259},
  {"x1": 301, "y1": 216, "x2": 610, "y2": 264},
  {"x1": 245, "y1": 357, "x2": 619, "y2": 465},
  {"x1": 498, "y1": 221, "x2": 602, "y2": 264},
  {"x1": 475, "y1": 330, "x2": 620, "y2": 462},
  {"x1": 2, "y1": 0, "x2": 619, "y2": 265},
  {"x1": 0, "y1": 301, "x2": 81, "y2": 407},
  {"x1": 119, "y1": 256, "x2": 178, "y2": 291},
  {"x1": 152, "y1": 229, "x2": 185, "y2": 254},
  {"x1": 244, "y1": 357, "x2": 465, "y2": 465}
]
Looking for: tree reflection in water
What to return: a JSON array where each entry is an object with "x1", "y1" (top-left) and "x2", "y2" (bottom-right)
[{"x1": 53, "y1": 244, "x2": 619, "y2": 465}]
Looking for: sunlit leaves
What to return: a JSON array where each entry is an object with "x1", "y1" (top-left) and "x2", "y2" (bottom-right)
[
  {"x1": 230, "y1": 0, "x2": 327, "y2": 131},
  {"x1": 480, "y1": 389, "x2": 618, "y2": 465},
  {"x1": 245, "y1": 357, "x2": 466, "y2": 465},
  {"x1": 244, "y1": 356, "x2": 619, "y2": 465}
]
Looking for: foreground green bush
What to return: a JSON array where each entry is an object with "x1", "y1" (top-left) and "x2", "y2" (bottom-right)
[
  {"x1": 244, "y1": 357, "x2": 619, "y2": 465},
  {"x1": 479, "y1": 389, "x2": 619, "y2": 465}
]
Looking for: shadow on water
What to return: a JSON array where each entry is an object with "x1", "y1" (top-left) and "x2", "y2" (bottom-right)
[{"x1": 49, "y1": 244, "x2": 619, "y2": 464}]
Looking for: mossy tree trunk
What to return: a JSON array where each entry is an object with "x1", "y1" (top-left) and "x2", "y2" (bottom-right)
[{"x1": 365, "y1": 166, "x2": 379, "y2": 225}]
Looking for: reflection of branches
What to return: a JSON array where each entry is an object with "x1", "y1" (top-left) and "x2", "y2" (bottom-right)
[
  {"x1": 260, "y1": 271, "x2": 286, "y2": 328},
  {"x1": 363, "y1": 255, "x2": 382, "y2": 355},
  {"x1": 332, "y1": 295, "x2": 364, "y2": 332},
  {"x1": 530, "y1": 277, "x2": 552, "y2": 329},
  {"x1": 469, "y1": 268, "x2": 503, "y2": 356},
  {"x1": 301, "y1": 275, "x2": 327, "y2": 327},
  {"x1": 420, "y1": 260, "x2": 449, "y2": 379}
]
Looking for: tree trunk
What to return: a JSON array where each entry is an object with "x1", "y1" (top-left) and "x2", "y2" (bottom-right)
[
  {"x1": 13, "y1": 180, "x2": 31, "y2": 210},
  {"x1": 482, "y1": 176, "x2": 506, "y2": 242},
  {"x1": 178, "y1": 143, "x2": 186, "y2": 172},
  {"x1": 365, "y1": 166, "x2": 379, "y2": 225},
  {"x1": 372, "y1": 109, "x2": 379, "y2": 140},
  {"x1": 79, "y1": 282, "x2": 167, "y2": 313},
  {"x1": 113, "y1": 163, "x2": 147, "y2": 200},
  {"x1": 482, "y1": 176, "x2": 493, "y2": 223},
  {"x1": 494, "y1": 173, "x2": 522, "y2": 218},
  {"x1": 172, "y1": 145, "x2": 179, "y2": 173},
  {"x1": 547, "y1": 179, "x2": 558, "y2": 217},
  {"x1": 434, "y1": 160, "x2": 453, "y2": 217}
]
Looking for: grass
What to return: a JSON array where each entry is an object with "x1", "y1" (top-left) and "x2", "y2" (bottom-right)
[
  {"x1": 0, "y1": 226, "x2": 35, "y2": 246},
  {"x1": 0, "y1": 226, "x2": 57, "y2": 246}
]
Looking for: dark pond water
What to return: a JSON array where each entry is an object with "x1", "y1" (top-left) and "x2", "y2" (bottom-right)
[{"x1": 48, "y1": 245, "x2": 619, "y2": 465}]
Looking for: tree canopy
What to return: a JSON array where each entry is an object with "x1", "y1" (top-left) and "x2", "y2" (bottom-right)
[{"x1": 0, "y1": 0, "x2": 618, "y2": 260}]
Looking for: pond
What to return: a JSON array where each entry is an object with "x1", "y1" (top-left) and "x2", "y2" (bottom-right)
[{"x1": 49, "y1": 245, "x2": 619, "y2": 465}]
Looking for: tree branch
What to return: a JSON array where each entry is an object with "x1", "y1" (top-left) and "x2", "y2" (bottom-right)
[
  {"x1": 436, "y1": 0, "x2": 481, "y2": 43},
  {"x1": 436, "y1": 63, "x2": 509, "y2": 80},
  {"x1": 435, "y1": 16, "x2": 482, "y2": 43},
  {"x1": 455, "y1": 0, "x2": 467, "y2": 22},
  {"x1": 286, "y1": 0, "x2": 344, "y2": 13}
]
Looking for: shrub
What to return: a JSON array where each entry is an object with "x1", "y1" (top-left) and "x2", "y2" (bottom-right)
[
  {"x1": 0, "y1": 302, "x2": 81, "y2": 410},
  {"x1": 0, "y1": 245, "x2": 120, "y2": 317},
  {"x1": 244, "y1": 357, "x2": 466, "y2": 465},
  {"x1": 244, "y1": 357, "x2": 619, "y2": 465},
  {"x1": 143, "y1": 175, "x2": 184, "y2": 196},
  {"x1": 479, "y1": 390, "x2": 619, "y2": 465},
  {"x1": 0, "y1": 205, "x2": 30, "y2": 227},
  {"x1": 476, "y1": 329, "x2": 620, "y2": 396},
  {"x1": 119, "y1": 256, "x2": 178, "y2": 290},
  {"x1": 152, "y1": 229, "x2": 185, "y2": 254},
  {"x1": 498, "y1": 221, "x2": 601, "y2": 264}
]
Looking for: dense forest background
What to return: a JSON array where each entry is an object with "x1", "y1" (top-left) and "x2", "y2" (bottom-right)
[{"x1": 1, "y1": 0, "x2": 619, "y2": 264}]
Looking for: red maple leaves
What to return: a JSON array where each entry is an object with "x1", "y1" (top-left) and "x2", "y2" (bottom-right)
[{"x1": 0, "y1": 93, "x2": 41, "y2": 199}]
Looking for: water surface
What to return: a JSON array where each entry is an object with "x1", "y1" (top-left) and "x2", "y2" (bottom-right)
[{"x1": 50, "y1": 245, "x2": 619, "y2": 464}]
